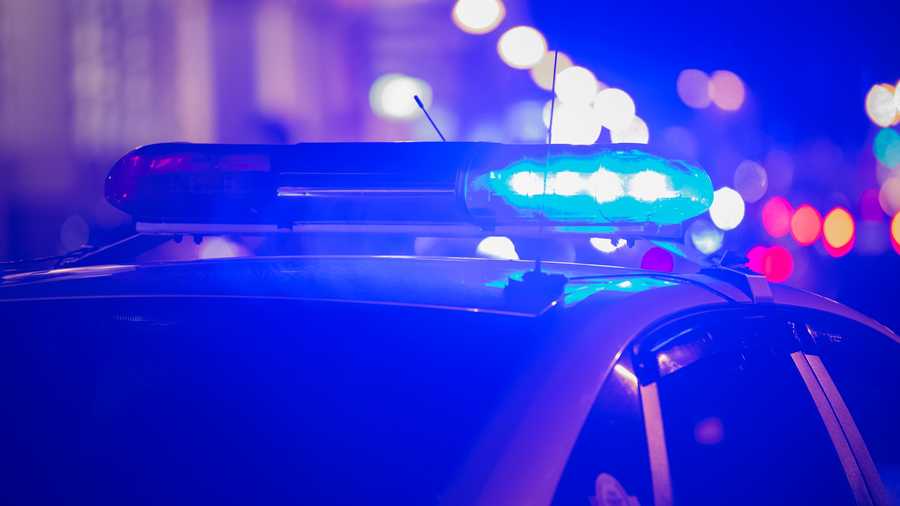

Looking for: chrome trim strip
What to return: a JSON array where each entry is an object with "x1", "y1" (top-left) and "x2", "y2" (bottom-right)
[
  {"x1": 791, "y1": 351, "x2": 873, "y2": 505},
  {"x1": 640, "y1": 382, "x2": 673, "y2": 506},
  {"x1": 805, "y1": 354, "x2": 890, "y2": 505}
]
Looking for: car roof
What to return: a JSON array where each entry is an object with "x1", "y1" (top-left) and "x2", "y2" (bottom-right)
[
  {"x1": 0, "y1": 256, "x2": 690, "y2": 316},
  {"x1": 0, "y1": 255, "x2": 894, "y2": 336}
]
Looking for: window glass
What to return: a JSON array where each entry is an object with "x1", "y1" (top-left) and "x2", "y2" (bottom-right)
[
  {"x1": 1, "y1": 298, "x2": 554, "y2": 505},
  {"x1": 808, "y1": 316, "x2": 900, "y2": 503},
  {"x1": 651, "y1": 313, "x2": 856, "y2": 505},
  {"x1": 552, "y1": 356, "x2": 653, "y2": 506}
]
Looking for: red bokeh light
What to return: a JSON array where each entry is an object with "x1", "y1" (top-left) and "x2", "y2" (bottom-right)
[
  {"x1": 763, "y1": 245, "x2": 794, "y2": 282},
  {"x1": 641, "y1": 247, "x2": 674, "y2": 272},
  {"x1": 762, "y1": 196, "x2": 793, "y2": 238},
  {"x1": 790, "y1": 204, "x2": 822, "y2": 246},
  {"x1": 746, "y1": 245, "x2": 768, "y2": 273}
]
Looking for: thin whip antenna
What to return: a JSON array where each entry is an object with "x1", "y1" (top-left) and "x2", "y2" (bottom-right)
[
  {"x1": 414, "y1": 95, "x2": 446, "y2": 141},
  {"x1": 547, "y1": 50, "x2": 559, "y2": 145},
  {"x1": 535, "y1": 50, "x2": 560, "y2": 273}
]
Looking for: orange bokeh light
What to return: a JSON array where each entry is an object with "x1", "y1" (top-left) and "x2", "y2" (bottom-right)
[
  {"x1": 790, "y1": 204, "x2": 821, "y2": 246},
  {"x1": 891, "y1": 212, "x2": 900, "y2": 254},
  {"x1": 823, "y1": 207, "x2": 855, "y2": 256}
]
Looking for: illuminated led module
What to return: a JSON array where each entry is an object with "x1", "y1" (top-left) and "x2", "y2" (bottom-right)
[{"x1": 467, "y1": 149, "x2": 714, "y2": 225}]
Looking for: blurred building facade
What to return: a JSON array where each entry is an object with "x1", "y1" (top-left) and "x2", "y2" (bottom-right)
[{"x1": 0, "y1": 0, "x2": 525, "y2": 259}]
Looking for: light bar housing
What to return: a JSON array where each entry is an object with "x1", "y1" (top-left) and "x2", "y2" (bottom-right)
[{"x1": 105, "y1": 142, "x2": 713, "y2": 232}]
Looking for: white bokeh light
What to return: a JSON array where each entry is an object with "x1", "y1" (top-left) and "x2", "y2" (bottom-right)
[
  {"x1": 451, "y1": 0, "x2": 505, "y2": 35},
  {"x1": 610, "y1": 116, "x2": 649, "y2": 144},
  {"x1": 593, "y1": 88, "x2": 636, "y2": 132},
  {"x1": 477, "y1": 236, "x2": 519, "y2": 260},
  {"x1": 554, "y1": 66, "x2": 598, "y2": 104},
  {"x1": 369, "y1": 73, "x2": 432, "y2": 120},
  {"x1": 542, "y1": 100, "x2": 603, "y2": 145},
  {"x1": 709, "y1": 186, "x2": 746, "y2": 230},
  {"x1": 865, "y1": 83, "x2": 898, "y2": 128},
  {"x1": 529, "y1": 51, "x2": 573, "y2": 90},
  {"x1": 688, "y1": 219, "x2": 724, "y2": 255},
  {"x1": 497, "y1": 26, "x2": 547, "y2": 69},
  {"x1": 733, "y1": 160, "x2": 768, "y2": 203},
  {"x1": 590, "y1": 237, "x2": 626, "y2": 253}
]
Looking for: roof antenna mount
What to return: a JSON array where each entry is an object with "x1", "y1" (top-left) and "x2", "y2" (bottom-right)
[{"x1": 414, "y1": 95, "x2": 447, "y2": 142}]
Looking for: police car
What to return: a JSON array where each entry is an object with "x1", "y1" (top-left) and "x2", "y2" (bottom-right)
[{"x1": 2, "y1": 142, "x2": 898, "y2": 505}]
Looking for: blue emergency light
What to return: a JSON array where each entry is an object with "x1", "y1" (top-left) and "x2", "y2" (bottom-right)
[{"x1": 105, "y1": 142, "x2": 713, "y2": 237}]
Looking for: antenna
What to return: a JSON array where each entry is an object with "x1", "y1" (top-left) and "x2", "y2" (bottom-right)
[
  {"x1": 531, "y1": 51, "x2": 560, "y2": 278},
  {"x1": 547, "y1": 50, "x2": 560, "y2": 145},
  {"x1": 414, "y1": 95, "x2": 446, "y2": 142}
]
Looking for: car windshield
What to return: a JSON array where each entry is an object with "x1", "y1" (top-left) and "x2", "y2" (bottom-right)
[{"x1": 3, "y1": 297, "x2": 556, "y2": 505}]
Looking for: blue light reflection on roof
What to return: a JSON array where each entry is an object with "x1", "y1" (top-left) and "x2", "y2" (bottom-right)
[
  {"x1": 483, "y1": 272, "x2": 677, "y2": 306},
  {"x1": 467, "y1": 149, "x2": 713, "y2": 225},
  {"x1": 562, "y1": 277, "x2": 678, "y2": 305}
]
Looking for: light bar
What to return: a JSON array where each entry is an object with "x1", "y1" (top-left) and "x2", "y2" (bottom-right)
[
  {"x1": 464, "y1": 149, "x2": 713, "y2": 225},
  {"x1": 105, "y1": 142, "x2": 713, "y2": 231}
]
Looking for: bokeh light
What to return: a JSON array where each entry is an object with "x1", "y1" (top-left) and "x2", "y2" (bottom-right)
[
  {"x1": 874, "y1": 128, "x2": 900, "y2": 169},
  {"x1": 762, "y1": 196, "x2": 794, "y2": 238},
  {"x1": 747, "y1": 245, "x2": 768, "y2": 273},
  {"x1": 497, "y1": 26, "x2": 547, "y2": 69},
  {"x1": 709, "y1": 186, "x2": 745, "y2": 230},
  {"x1": 609, "y1": 116, "x2": 649, "y2": 144},
  {"x1": 763, "y1": 245, "x2": 794, "y2": 282},
  {"x1": 589, "y1": 237, "x2": 626, "y2": 253},
  {"x1": 199, "y1": 237, "x2": 244, "y2": 259},
  {"x1": 694, "y1": 417, "x2": 724, "y2": 445},
  {"x1": 543, "y1": 100, "x2": 603, "y2": 145},
  {"x1": 892, "y1": 212, "x2": 900, "y2": 254},
  {"x1": 504, "y1": 100, "x2": 545, "y2": 142},
  {"x1": 529, "y1": 51, "x2": 572, "y2": 90},
  {"x1": 823, "y1": 207, "x2": 855, "y2": 256},
  {"x1": 879, "y1": 177, "x2": 900, "y2": 215},
  {"x1": 790, "y1": 204, "x2": 822, "y2": 246},
  {"x1": 555, "y1": 66, "x2": 598, "y2": 104},
  {"x1": 676, "y1": 69, "x2": 711, "y2": 109},
  {"x1": 451, "y1": 0, "x2": 505, "y2": 35},
  {"x1": 641, "y1": 247, "x2": 674, "y2": 272},
  {"x1": 733, "y1": 160, "x2": 768, "y2": 203},
  {"x1": 593, "y1": 88, "x2": 636, "y2": 131},
  {"x1": 59, "y1": 214, "x2": 89, "y2": 251},
  {"x1": 865, "y1": 83, "x2": 898, "y2": 128},
  {"x1": 476, "y1": 236, "x2": 519, "y2": 260},
  {"x1": 688, "y1": 219, "x2": 724, "y2": 255},
  {"x1": 369, "y1": 73, "x2": 432, "y2": 120},
  {"x1": 708, "y1": 70, "x2": 745, "y2": 111}
]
